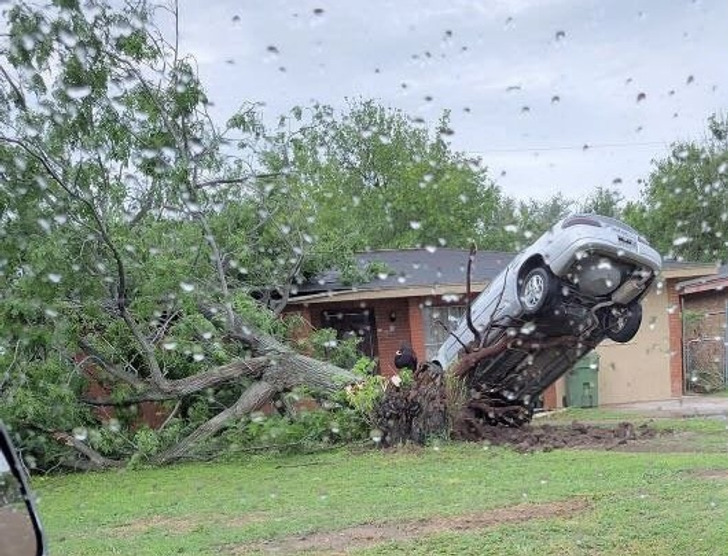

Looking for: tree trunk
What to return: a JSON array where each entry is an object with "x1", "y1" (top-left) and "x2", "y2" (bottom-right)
[
  {"x1": 155, "y1": 380, "x2": 276, "y2": 463},
  {"x1": 374, "y1": 363, "x2": 449, "y2": 446}
]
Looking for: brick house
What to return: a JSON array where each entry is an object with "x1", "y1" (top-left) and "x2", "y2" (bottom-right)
[
  {"x1": 285, "y1": 249, "x2": 512, "y2": 377},
  {"x1": 676, "y1": 266, "x2": 728, "y2": 393},
  {"x1": 285, "y1": 248, "x2": 718, "y2": 407}
]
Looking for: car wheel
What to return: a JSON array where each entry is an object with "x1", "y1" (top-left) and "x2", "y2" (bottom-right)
[
  {"x1": 604, "y1": 303, "x2": 642, "y2": 343},
  {"x1": 519, "y1": 267, "x2": 553, "y2": 315}
]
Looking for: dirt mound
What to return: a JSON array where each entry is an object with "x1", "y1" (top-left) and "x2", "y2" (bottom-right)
[
  {"x1": 686, "y1": 469, "x2": 728, "y2": 480},
  {"x1": 231, "y1": 499, "x2": 589, "y2": 555},
  {"x1": 454, "y1": 421, "x2": 657, "y2": 451}
]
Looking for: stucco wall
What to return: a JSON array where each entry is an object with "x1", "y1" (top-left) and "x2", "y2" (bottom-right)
[{"x1": 596, "y1": 285, "x2": 673, "y2": 404}]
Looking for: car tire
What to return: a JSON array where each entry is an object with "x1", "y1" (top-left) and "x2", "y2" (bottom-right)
[
  {"x1": 519, "y1": 267, "x2": 553, "y2": 315},
  {"x1": 604, "y1": 303, "x2": 642, "y2": 343}
]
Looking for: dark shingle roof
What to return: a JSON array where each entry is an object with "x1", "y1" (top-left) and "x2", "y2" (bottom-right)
[{"x1": 296, "y1": 248, "x2": 515, "y2": 295}]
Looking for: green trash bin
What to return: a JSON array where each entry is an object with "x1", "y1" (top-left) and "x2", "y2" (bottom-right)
[{"x1": 565, "y1": 353, "x2": 599, "y2": 408}]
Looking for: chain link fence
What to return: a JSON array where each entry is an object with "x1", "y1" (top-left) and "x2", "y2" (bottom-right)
[{"x1": 685, "y1": 336, "x2": 727, "y2": 394}]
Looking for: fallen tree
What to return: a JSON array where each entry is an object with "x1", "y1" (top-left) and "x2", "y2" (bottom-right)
[{"x1": 0, "y1": 0, "x2": 362, "y2": 471}]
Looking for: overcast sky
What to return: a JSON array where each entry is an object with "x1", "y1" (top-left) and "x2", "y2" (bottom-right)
[{"x1": 176, "y1": 0, "x2": 728, "y2": 202}]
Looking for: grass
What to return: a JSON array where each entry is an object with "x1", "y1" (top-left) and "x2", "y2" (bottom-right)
[{"x1": 33, "y1": 410, "x2": 728, "y2": 555}]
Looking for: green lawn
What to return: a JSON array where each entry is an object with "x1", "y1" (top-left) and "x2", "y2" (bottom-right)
[{"x1": 34, "y1": 412, "x2": 728, "y2": 555}]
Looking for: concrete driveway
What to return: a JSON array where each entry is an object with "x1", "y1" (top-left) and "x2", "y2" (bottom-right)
[{"x1": 607, "y1": 395, "x2": 728, "y2": 417}]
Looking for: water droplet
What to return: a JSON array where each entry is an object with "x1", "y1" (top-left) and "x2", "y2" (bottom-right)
[
  {"x1": 36, "y1": 218, "x2": 51, "y2": 232},
  {"x1": 551, "y1": 95, "x2": 560, "y2": 104},
  {"x1": 555, "y1": 30, "x2": 566, "y2": 41},
  {"x1": 59, "y1": 29, "x2": 78, "y2": 47},
  {"x1": 67, "y1": 85, "x2": 92, "y2": 100}
]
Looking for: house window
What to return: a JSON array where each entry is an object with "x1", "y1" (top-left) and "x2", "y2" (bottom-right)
[
  {"x1": 423, "y1": 305, "x2": 466, "y2": 360},
  {"x1": 321, "y1": 309, "x2": 378, "y2": 359}
]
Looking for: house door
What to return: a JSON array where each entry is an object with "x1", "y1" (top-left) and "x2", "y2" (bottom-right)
[{"x1": 322, "y1": 309, "x2": 378, "y2": 359}]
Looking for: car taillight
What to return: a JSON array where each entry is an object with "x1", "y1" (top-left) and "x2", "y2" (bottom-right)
[{"x1": 562, "y1": 216, "x2": 602, "y2": 229}]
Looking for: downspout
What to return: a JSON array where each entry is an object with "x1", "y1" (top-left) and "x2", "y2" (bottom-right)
[
  {"x1": 680, "y1": 293, "x2": 687, "y2": 395},
  {"x1": 725, "y1": 300, "x2": 728, "y2": 386}
]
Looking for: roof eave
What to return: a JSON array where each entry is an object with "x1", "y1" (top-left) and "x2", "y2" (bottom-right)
[{"x1": 287, "y1": 282, "x2": 490, "y2": 305}]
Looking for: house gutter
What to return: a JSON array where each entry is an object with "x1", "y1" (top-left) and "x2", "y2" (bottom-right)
[{"x1": 287, "y1": 282, "x2": 490, "y2": 305}]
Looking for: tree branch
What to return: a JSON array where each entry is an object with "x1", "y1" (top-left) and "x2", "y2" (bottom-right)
[
  {"x1": 155, "y1": 380, "x2": 276, "y2": 463},
  {"x1": 77, "y1": 337, "x2": 147, "y2": 390},
  {"x1": 465, "y1": 243, "x2": 481, "y2": 348},
  {"x1": 193, "y1": 173, "x2": 280, "y2": 190},
  {"x1": 51, "y1": 431, "x2": 124, "y2": 470}
]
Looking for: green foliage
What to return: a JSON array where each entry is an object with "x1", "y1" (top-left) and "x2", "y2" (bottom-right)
[
  {"x1": 579, "y1": 186, "x2": 624, "y2": 218},
  {"x1": 226, "y1": 407, "x2": 367, "y2": 452},
  {"x1": 344, "y1": 375, "x2": 387, "y2": 420},
  {"x1": 496, "y1": 193, "x2": 574, "y2": 251},
  {"x1": 265, "y1": 100, "x2": 508, "y2": 252},
  {"x1": 304, "y1": 328, "x2": 362, "y2": 370},
  {"x1": 351, "y1": 356, "x2": 378, "y2": 377},
  {"x1": 397, "y1": 367, "x2": 414, "y2": 388},
  {"x1": 0, "y1": 0, "x2": 294, "y2": 469},
  {"x1": 624, "y1": 115, "x2": 728, "y2": 262}
]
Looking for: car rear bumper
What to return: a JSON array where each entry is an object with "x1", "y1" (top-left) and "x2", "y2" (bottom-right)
[{"x1": 548, "y1": 234, "x2": 662, "y2": 276}]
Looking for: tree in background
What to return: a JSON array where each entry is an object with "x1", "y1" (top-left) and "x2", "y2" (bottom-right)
[
  {"x1": 624, "y1": 115, "x2": 728, "y2": 263},
  {"x1": 263, "y1": 101, "x2": 510, "y2": 252},
  {"x1": 579, "y1": 186, "x2": 624, "y2": 219},
  {"x1": 494, "y1": 193, "x2": 573, "y2": 251}
]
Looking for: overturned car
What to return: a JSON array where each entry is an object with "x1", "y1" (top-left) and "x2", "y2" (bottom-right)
[{"x1": 434, "y1": 214, "x2": 662, "y2": 426}]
